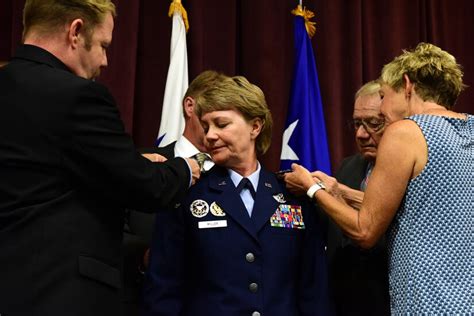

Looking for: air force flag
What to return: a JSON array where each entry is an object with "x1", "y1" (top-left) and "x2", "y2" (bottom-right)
[{"x1": 280, "y1": 6, "x2": 331, "y2": 175}]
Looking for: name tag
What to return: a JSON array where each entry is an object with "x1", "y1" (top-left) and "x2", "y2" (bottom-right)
[{"x1": 198, "y1": 220, "x2": 227, "y2": 229}]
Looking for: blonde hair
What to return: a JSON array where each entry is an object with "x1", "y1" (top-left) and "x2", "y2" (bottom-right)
[
  {"x1": 182, "y1": 70, "x2": 226, "y2": 118},
  {"x1": 195, "y1": 75, "x2": 273, "y2": 155},
  {"x1": 381, "y1": 42, "x2": 466, "y2": 109},
  {"x1": 355, "y1": 80, "x2": 381, "y2": 100},
  {"x1": 23, "y1": 0, "x2": 116, "y2": 48}
]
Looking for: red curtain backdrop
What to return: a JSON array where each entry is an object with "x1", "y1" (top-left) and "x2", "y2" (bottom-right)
[{"x1": 1, "y1": 0, "x2": 473, "y2": 172}]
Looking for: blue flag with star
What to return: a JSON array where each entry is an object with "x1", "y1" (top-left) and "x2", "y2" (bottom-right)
[{"x1": 280, "y1": 8, "x2": 331, "y2": 174}]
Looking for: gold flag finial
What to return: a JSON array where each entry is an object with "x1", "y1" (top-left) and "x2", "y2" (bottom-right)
[
  {"x1": 291, "y1": 4, "x2": 316, "y2": 38},
  {"x1": 168, "y1": 0, "x2": 189, "y2": 32}
]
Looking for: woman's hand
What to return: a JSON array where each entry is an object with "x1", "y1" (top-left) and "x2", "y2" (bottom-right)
[{"x1": 283, "y1": 163, "x2": 315, "y2": 196}]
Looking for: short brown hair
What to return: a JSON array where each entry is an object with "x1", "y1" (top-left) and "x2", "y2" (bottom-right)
[
  {"x1": 23, "y1": 0, "x2": 116, "y2": 48},
  {"x1": 195, "y1": 75, "x2": 273, "y2": 155},
  {"x1": 184, "y1": 70, "x2": 226, "y2": 101},
  {"x1": 381, "y1": 42, "x2": 466, "y2": 109}
]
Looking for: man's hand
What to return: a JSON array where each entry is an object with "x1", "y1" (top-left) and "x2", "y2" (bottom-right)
[
  {"x1": 312, "y1": 170, "x2": 363, "y2": 208},
  {"x1": 284, "y1": 165, "x2": 348, "y2": 204},
  {"x1": 311, "y1": 171, "x2": 341, "y2": 198},
  {"x1": 142, "y1": 153, "x2": 167, "y2": 162},
  {"x1": 185, "y1": 158, "x2": 201, "y2": 185}
]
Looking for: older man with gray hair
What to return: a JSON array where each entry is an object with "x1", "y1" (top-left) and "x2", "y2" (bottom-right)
[{"x1": 327, "y1": 81, "x2": 390, "y2": 316}]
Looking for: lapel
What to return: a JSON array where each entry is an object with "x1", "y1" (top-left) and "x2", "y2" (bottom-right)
[
  {"x1": 208, "y1": 167, "x2": 258, "y2": 240},
  {"x1": 207, "y1": 167, "x2": 289, "y2": 239},
  {"x1": 251, "y1": 169, "x2": 282, "y2": 233}
]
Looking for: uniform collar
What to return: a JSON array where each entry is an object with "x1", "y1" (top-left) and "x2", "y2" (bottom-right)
[{"x1": 228, "y1": 161, "x2": 261, "y2": 193}]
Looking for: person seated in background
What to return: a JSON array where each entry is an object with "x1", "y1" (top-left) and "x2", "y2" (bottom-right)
[
  {"x1": 327, "y1": 80, "x2": 390, "y2": 316},
  {"x1": 284, "y1": 42, "x2": 472, "y2": 315},
  {"x1": 142, "y1": 74, "x2": 330, "y2": 316},
  {"x1": 123, "y1": 70, "x2": 224, "y2": 315}
]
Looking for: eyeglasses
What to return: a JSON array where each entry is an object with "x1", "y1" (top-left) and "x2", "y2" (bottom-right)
[{"x1": 352, "y1": 118, "x2": 385, "y2": 133}]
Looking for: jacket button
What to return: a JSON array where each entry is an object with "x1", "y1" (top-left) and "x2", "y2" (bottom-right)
[
  {"x1": 252, "y1": 312, "x2": 261, "y2": 316},
  {"x1": 245, "y1": 252, "x2": 255, "y2": 263},
  {"x1": 249, "y1": 282, "x2": 258, "y2": 293}
]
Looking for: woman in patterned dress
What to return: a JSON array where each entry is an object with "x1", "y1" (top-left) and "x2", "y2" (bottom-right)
[{"x1": 284, "y1": 42, "x2": 473, "y2": 314}]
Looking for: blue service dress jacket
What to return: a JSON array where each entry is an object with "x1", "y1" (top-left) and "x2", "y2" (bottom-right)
[{"x1": 142, "y1": 165, "x2": 329, "y2": 316}]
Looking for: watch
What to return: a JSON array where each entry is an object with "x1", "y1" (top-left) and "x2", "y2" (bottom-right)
[{"x1": 306, "y1": 181, "x2": 326, "y2": 199}]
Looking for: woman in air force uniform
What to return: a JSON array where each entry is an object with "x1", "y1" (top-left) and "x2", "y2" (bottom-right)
[{"x1": 142, "y1": 74, "x2": 329, "y2": 316}]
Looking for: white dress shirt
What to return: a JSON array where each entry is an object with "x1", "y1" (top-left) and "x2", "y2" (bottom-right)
[{"x1": 174, "y1": 136, "x2": 214, "y2": 172}]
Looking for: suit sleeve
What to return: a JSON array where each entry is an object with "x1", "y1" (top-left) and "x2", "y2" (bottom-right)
[
  {"x1": 141, "y1": 205, "x2": 186, "y2": 316},
  {"x1": 137, "y1": 144, "x2": 175, "y2": 159},
  {"x1": 62, "y1": 81, "x2": 190, "y2": 209},
  {"x1": 299, "y1": 200, "x2": 331, "y2": 315},
  {"x1": 334, "y1": 155, "x2": 388, "y2": 254}
]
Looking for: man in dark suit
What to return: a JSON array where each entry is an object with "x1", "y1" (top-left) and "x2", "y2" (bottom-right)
[
  {"x1": 327, "y1": 81, "x2": 390, "y2": 315},
  {"x1": 0, "y1": 1, "x2": 199, "y2": 316},
  {"x1": 123, "y1": 70, "x2": 221, "y2": 315}
]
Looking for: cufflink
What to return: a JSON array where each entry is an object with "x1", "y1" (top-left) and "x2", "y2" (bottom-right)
[{"x1": 306, "y1": 181, "x2": 326, "y2": 199}]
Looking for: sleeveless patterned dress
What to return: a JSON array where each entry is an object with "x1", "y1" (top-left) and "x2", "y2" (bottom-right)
[{"x1": 387, "y1": 114, "x2": 473, "y2": 314}]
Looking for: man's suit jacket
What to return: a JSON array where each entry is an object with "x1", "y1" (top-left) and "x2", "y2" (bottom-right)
[
  {"x1": 122, "y1": 142, "x2": 176, "y2": 315},
  {"x1": 139, "y1": 142, "x2": 176, "y2": 158},
  {"x1": 0, "y1": 45, "x2": 190, "y2": 316},
  {"x1": 129, "y1": 142, "x2": 177, "y2": 242},
  {"x1": 327, "y1": 154, "x2": 390, "y2": 316},
  {"x1": 142, "y1": 165, "x2": 330, "y2": 316}
]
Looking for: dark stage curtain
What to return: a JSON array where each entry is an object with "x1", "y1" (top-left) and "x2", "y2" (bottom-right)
[{"x1": 1, "y1": 0, "x2": 472, "y2": 172}]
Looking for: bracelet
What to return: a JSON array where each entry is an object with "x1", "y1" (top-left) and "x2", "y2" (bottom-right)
[{"x1": 306, "y1": 181, "x2": 326, "y2": 199}]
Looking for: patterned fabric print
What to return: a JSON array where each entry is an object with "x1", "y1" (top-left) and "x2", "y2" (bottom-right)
[{"x1": 387, "y1": 114, "x2": 473, "y2": 314}]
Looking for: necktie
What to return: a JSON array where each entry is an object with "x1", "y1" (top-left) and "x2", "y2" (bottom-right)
[
  {"x1": 360, "y1": 163, "x2": 373, "y2": 191},
  {"x1": 194, "y1": 152, "x2": 208, "y2": 173},
  {"x1": 237, "y1": 178, "x2": 256, "y2": 199}
]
